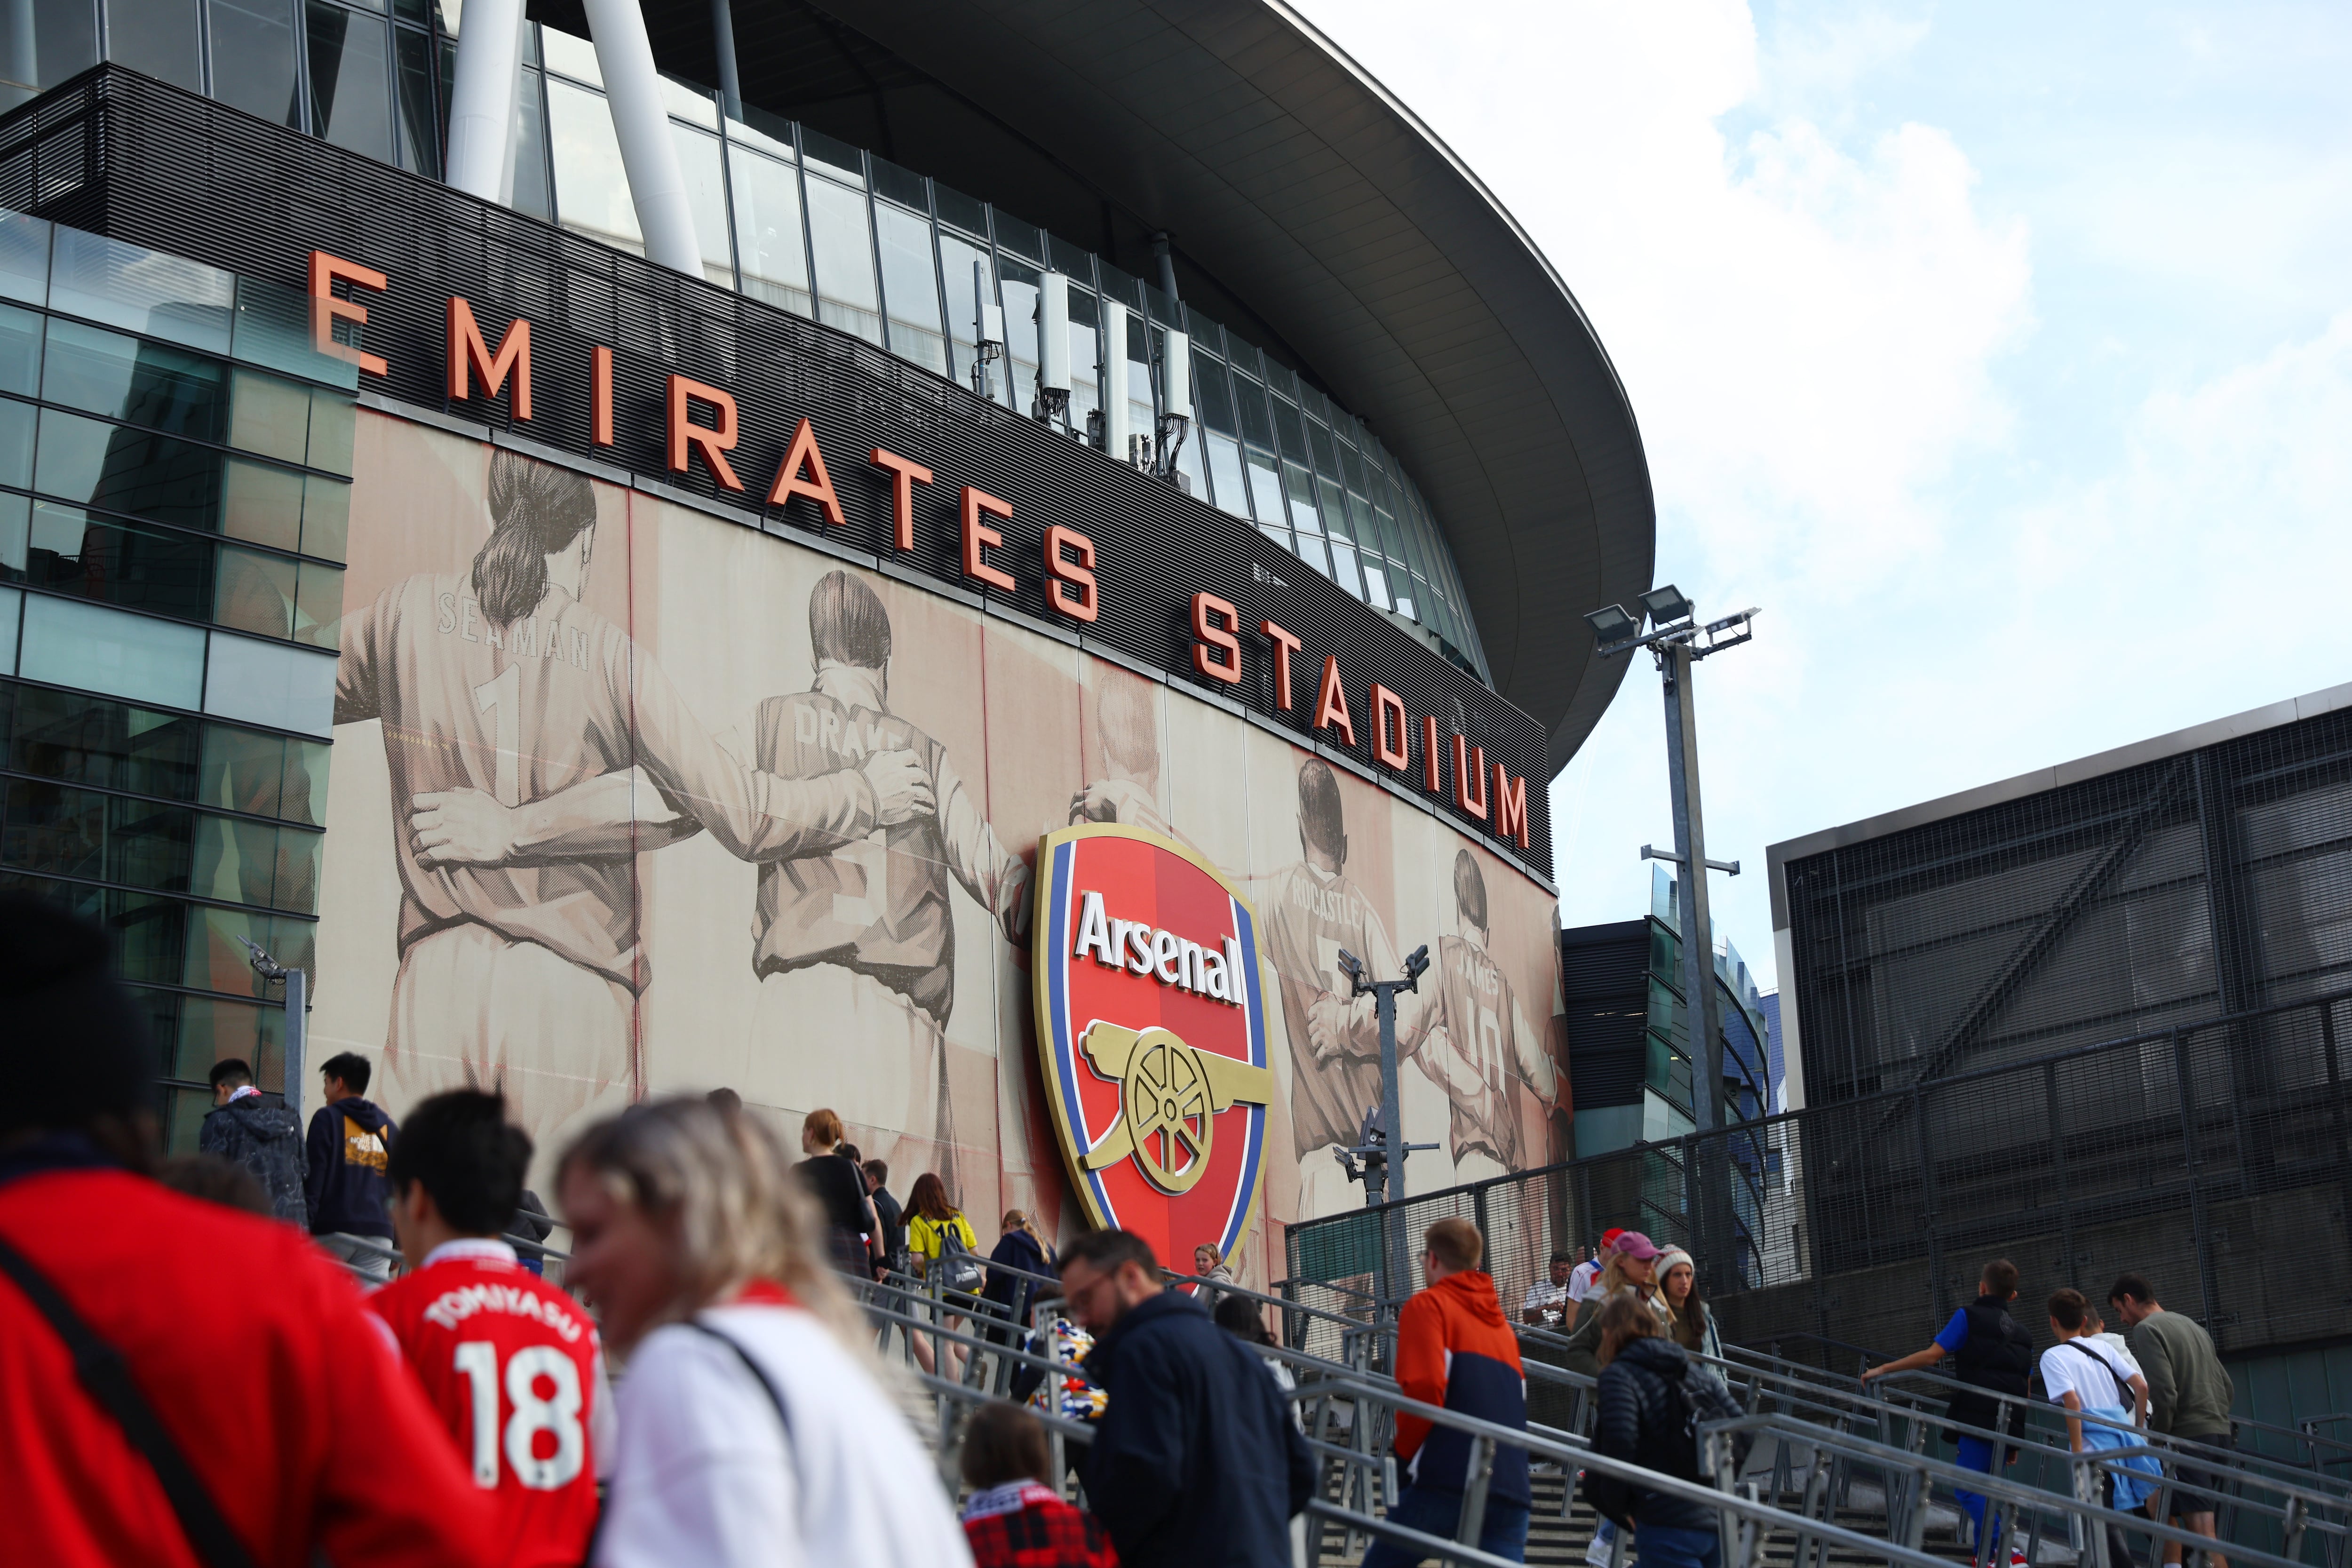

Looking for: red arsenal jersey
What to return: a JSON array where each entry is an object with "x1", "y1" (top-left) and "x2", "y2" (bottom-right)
[{"x1": 368, "y1": 1243, "x2": 604, "y2": 1568}]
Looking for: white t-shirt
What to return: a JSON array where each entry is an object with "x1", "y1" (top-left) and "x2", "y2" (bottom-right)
[
  {"x1": 594, "y1": 1302, "x2": 972, "y2": 1568},
  {"x1": 1566, "y1": 1261, "x2": 1601, "y2": 1302},
  {"x1": 2041, "y1": 1337, "x2": 2138, "y2": 1412},
  {"x1": 1523, "y1": 1279, "x2": 1571, "y2": 1318},
  {"x1": 2092, "y1": 1330, "x2": 2143, "y2": 1377}
]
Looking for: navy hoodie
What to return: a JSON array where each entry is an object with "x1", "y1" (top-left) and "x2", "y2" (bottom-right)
[{"x1": 303, "y1": 1097, "x2": 396, "y2": 1238}]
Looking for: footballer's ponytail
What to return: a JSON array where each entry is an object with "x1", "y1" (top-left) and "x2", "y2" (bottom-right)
[{"x1": 472, "y1": 450, "x2": 597, "y2": 623}]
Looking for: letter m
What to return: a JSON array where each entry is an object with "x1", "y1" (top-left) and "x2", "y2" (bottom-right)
[
  {"x1": 448, "y1": 296, "x2": 532, "y2": 420},
  {"x1": 1492, "y1": 764, "x2": 1530, "y2": 850}
]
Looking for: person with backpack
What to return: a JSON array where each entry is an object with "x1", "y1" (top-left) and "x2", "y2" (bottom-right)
[
  {"x1": 1864, "y1": 1258, "x2": 2034, "y2": 1563},
  {"x1": 198, "y1": 1057, "x2": 308, "y2": 1225},
  {"x1": 2044, "y1": 1288, "x2": 2159, "y2": 1568},
  {"x1": 559, "y1": 1098, "x2": 968, "y2": 1566},
  {"x1": 305, "y1": 1051, "x2": 399, "y2": 1282},
  {"x1": 1365, "y1": 1218, "x2": 1533, "y2": 1566},
  {"x1": 1583, "y1": 1292, "x2": 1722, "y2": 1568},
  {"x1": 906, "y1": 1172, "x2": 983, "y2": 1381}
]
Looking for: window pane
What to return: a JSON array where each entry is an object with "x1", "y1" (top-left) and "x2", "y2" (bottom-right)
[
  {"x1": 49, "y1": 227, "x2": 232, "y2": 355},
  {"x1": 42, "y1": 318, "x2": 226, "y2": 441},
  {"x1": 509, "y1": 66, "x2": 552, "y2": 223},
  {"x1": 207, "y1": 0, "x2": 301, "y2": 127},
  {"x1": 202, "y1": 630, "x2": 334, "y2": 737},
  {"x1": 1194, "y1": 357, "x2": 1235, "y2": 436},
  {"x1": 199, "y1": 722, "x2": 285, "y2": 816},
  {"x1": 215, "y1": 544, "x2": 293, "y2": 638},
  {"x1": 546, "y1": 76, "x2": 640, "y2": 254},
  {"x1": 36, "y1": 409, "x2": 224, "y2": 531},
  {"x1": 107, "y1": 0, "x2": 203, "y2": 90},
  {"x1": 805, "y1": 175, "x2": 881, "y2": 346},
  {"x1": 1175, "y1": 422, "x2": 1207, "y2": 503},
  {"x1": 1245, "y1": 449, "x2": 1283, "y2": 535},
  {"x1": 0, "y1": 398, "x2": 32, "y2": 490},
  {"x1": 1327, "y1": 539, "x2": 1362, "y2": 600},
  {"x1": 1065, "y1": 287, "x2": 1099, "y2": 425},
  {"x1": 1271, "y1": 398, "x2": 1308, "y2": 463},
  {"x1": 393, "y1": 23, "x2": 439, "y2": 175},
  {"x1": 222, "y1": 460, "x2": 303, "y2": 551},
  {"x1": 999, "y1": 255, "x2": 1039, "y2": 413},
  {"x1": 874, "y1": 203, "x2": 945, "y2": 376},
  {"x1": 307, "y1": 2, "x2": 395, "y2": 162},
  {"x1": 538, "y1": 23, "x2": 598, "y2": 85},
  {"x1": 1233, "y1": 374, "x2": 1273, "y2": 450},
  {"x1": 18, "y1": 592, "x2": 207, "y2": 709},
  {"x1": 281, "y1": 735, "x2": 329, "y2": 826},
  {"x1": 1124, "y1": 315, "x2": 1152, "y2": 449},
  {"x1": 307, "y1": 388, "x2": 356, "y2": 476},
  {"x1": 192, "y1": 812, "x2": 320, "y2": 911},
  {"x1": 670, "y1": 122, "x2": 733, "y2": 286},
  {"x1": 110, "y1": 888, "x2": 186, "y2": 986},
  {"x1": 1282, "y1": 461, "x2": 1320, "y2": 537},
  {"x1": 1360, "y1": 559, "x2": 1392, "y2": 612},
  {"x1": 729, "y1": 147, "x2": 810, "y2": 317},
  {"x1": 0, "y1": 502, "x2": 24, "y2": 578},
  {"x1": 1, "y1": 0, "x2": 100, "y2": 113},
  {"x1": 0, "y1": 215, "x2": 47, "y2": 307},
  {"x1": 937, "y1": 231, "x2": 989, "y2": 390},
  {"x1": 5, "y1": 682, "x2": 200, "y2": 796},
  {"x1": 228, "y1": 371, "x2": 310, "y2": 465},
  {"x1": 22, "y1": 504, "x2": 215, "y2": 622},
  {"x1": 184, "y1": 903, "x2": 314, "y2": 996},
  {"x1": 301, "y1": 475, "x2": 349, "y2": 561},
  {"x1": 1206, "y1": 432, "x2": 1249, "y2": 523},
  {"x1": 293, "y1": 560, "x2": 341, "y2": 647}
]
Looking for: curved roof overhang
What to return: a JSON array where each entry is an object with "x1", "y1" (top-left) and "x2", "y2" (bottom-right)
[{"x1": 615, "y1": 0, "x2": 1656, "y2": 773}]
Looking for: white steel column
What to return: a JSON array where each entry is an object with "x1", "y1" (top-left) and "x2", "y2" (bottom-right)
[
  {"x1": 580, "y1": 0, "x2": 703, "y2": 276},
  {"x1": 444, "y1": 0, "x2": 528, "y2": 202}
]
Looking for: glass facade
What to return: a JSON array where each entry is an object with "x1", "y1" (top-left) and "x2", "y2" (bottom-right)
[
  {"x1": 31, "y1": 1, "x2": 1490, "y2": 681},
  {"x1": 0, "y1": 208, "x2": 355, "y2": 1150}
]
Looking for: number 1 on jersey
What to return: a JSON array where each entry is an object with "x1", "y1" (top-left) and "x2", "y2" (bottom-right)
[
  {"x1": 473, "y1": 663, "x2": 523, "y2": 808},
  {"x1": 453, "y1": 1340, "x2": 586, "y2": 1491}
]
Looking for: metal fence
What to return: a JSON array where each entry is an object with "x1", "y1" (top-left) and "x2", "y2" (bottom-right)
[{"x1": 1284, "y1": 986, "x2": 2352, "y2": 1364}]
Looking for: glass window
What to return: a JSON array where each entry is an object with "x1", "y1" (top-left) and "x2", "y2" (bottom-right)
[
  {"x1": 107, "y1": 0, "x2": 203, "y2": 89},
  {"x1": 1174, "y1": 420, "x2": 1208, "y2": 504},
  {"x1": 1232, "y1": 374, "x2": 1273, "y2": 450},
  {"x1": 729, "y1": 147, "x2": 810, "y2": 317},
  {"x1": 874, "y1": 203, "x2": 945, "y2": 376},
  {"x1": 1317, "y1": 477, "x2": 1355, "y2": 545},
  {"x1": 993, "y1": 211, "x2": 1042, "y2": 262},
  {"x1": 0, "y1": 398, "x2": 33, "y2": 490},
  {"x1": 202, "y1": 629, "x2": 334, "y2": 737},
  {"x1": 509, "y1": 66, "x2": 552, "y2": 223},
  {"x1": 933, "y1": 182, "x2": 986, "y2": 238},
  {"x1": 0, "y1": 585, "x2": 16, "y2": 673},
  {"x1": 1194, "y1": 357, "x2": 1236, "y2": 436},
  {"x1": 546, "y1": 76, "x2": 641, "y2": 254},
  {"x1": 215, "y1": 543, "x2": 294, "y2": 638},
  {"x1": 0, "y1": 215, "x2": 48, "y2": 307},
  {"x1": 1271, "y1": 398, "x2": 1307, "y2": 463},
  {"x1": 393, "y1": 23, "x2": 439, "y2": 175},
  {"x1": 228, "y1": 371, "x2": 310, "y2": 465},
  {"x1": 537, "y1": 23, "x2": 599, "y2": 85},
  {"x1": 1, "y1": 0, "x2": 100, "y2": 113},
  {"x1": 18, "y1": 592, "x2": 207, "y2": 709},
  {"x1": 194, "y1": 720, "x2": 327, "y2": 823},
  {"x1": 1064, "y1": 287, "x2": 1099, "y2": 426},
  {"x1": 207, "y1": 0, "x2": 302, "y2": 127},
  {"x1": 36, "y1": 409, "x2": 223, "y2": 531},
  {"x1": 998, "y1": 255, "x2": 1040, "y2": 413},
  {"x1": 0, "y1": 492, "x2": 25, "y2": 570},
  {"x1": 657, "y1": 71, "x2": 714, "y2": 128},
  {"x1": 49, "y1": 228, "x2": 233, "y2": 355},
  {"x1": 723, "y1": 107, "x2": 794, "y2": 161},
  {"x1": 1282, "y1": 461, "x2": 1320, "y2": 537},
  {"x1": 108, "y1": 887, "x2": 187, "y2": 986},
  {"x1": 222, "y1": 459, "x2": 304, "y2": 552},
  {"x1": 306, "y1": 388, "x2": 356, "y2": 475},
  {"x1": 804, "y1": 175, "x2": 882, "y2": 346},
  {"x1": 1205, "y1": 432, "x2": 1250, "y2": 523},
  {"x1": 1122, "y1": 315, "x2": 1152, "y2": 451},
  {"x1": 1, "y1": 777, "x2": 195, "y2": 891},
  {"x1": 2, "y1": 681, "x2": 199, "y2": 797},
  {"x1": 42, "y1": 318, "x2": 227, "y2": 441},
  {"x1": 293, "y1": 560, "x2": 340, "y2": 647},
  {"x1": 301, "y1": 474, "x2": 349, "y2": 560},
  {"x1": 19, "y1": 504, "x2": 215, "y2": 623},
  {"x1": 184, "y1": 904, "x2": 314, "y2": 997},
  {"x1": 1244, "y1": 448, "x2": 1284, "y2": 538},
  {"x1": 870, "y1": 156, "x2": 926, "y2": 211},
  {"x1": 1327, "y1": 537, "x2": 1362, "y2": 600},
  {"x1": 669, "y1": 122, "x2": 735, "y2": 286},
  {"x1": 799, "y1": 125, "x2": 862, "y2": 183},
  {"x1": 1359, "y1": 559, "x2": 1391, "y2": 612},
  {"x1": 191, "y1": 811, "x2": 320, "y2": 911},
  {"x1": 229, "y1": 274, "x2": 353, "y2": 390},
  {"x1": 307, "y1": 1, "x2": 395, "y2": 162}
]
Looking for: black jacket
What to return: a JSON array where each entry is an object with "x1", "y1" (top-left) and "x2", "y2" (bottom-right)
[
  {"x1": 871, "y1": 1184, "x2": 906, "y2": 1268},
  {"x1": 1587, "y1": 1337, "x2": 1714, "y2": 1533},
  {"x1": 303, "y1": 1097, "x2": 396, "y2": 1238},
  {"x1": 1947, "y1": 1296, "x2": 2033, "y2": 1439},
  {"x1": 197, "y1": 1094, "x2": 308, "y2": 1226},
  {"x1": 983, "y1": 1227, "x2": 1050, "y2": 1322},
  {"x1": 1080, "y1": 1289, "x2": 1314, "y2": 1568}
]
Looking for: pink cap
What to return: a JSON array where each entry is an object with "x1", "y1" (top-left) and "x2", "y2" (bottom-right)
[{"x1": 1613, "y1": 1231, "x2": 1661, "y2": 1261}]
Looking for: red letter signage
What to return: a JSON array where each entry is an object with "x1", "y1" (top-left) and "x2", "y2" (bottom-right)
[
  {"x1": 1422, "y1": 715, "x2": 1441, "y2": 792},
  {"x1": 667, "y1": 375, "x2": 743, "y2": 491},
  {"x1": 590, "y1": 346, "x2": 615, "y2": 446},
  {"x1": 1492, "y1": 764, "x2": 1529, "y2": 849},
  {"x1": 870, "y1": 447, "x2": 932, "y2": 551},
  {"x1": 961, "y1": 486, "x2": 1016, "y2": 591},
  {"x1": 767, "y1": 416, "x2": 843, "y2": 525},
  {"x1": 1044, "y1": 525, "x2": 1099, "y2": 622},
  {"x1": 1261, "y1": 621, "x2": 1301, "y2": 710},
  {"x1": 1452, "y1": 734, "x2": 1488, "y2": 820},
  {"x1": 306, "y1": 250, "x2": 388, "y2": 376},
  {"x1": 1192, "y1": 594, "x2": 1242, "y2": 683},
  {"x1": 446, "y1": 297, "x2": 531, "y2": 419},
  {"x1": 1313, "y1": 656, "x2": 1356, "y2": 748},
  {"x1": 1368, "y1": 685, "x2": 1409, "y2": 770}
]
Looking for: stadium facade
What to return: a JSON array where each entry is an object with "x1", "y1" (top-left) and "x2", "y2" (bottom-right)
[{"x1": 0, "y1": 0, "x2": 1653, "y2": 1283}]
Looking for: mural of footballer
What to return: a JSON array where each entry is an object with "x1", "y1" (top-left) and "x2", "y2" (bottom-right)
[{"x1": 334, "y1": 454, "x2": 935, "y2": 1164}]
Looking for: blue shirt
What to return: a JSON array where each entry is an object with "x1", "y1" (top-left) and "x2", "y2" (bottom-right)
[{"x1": 1933, "y1": 1309, "x2": 1971, "y2": 1354}]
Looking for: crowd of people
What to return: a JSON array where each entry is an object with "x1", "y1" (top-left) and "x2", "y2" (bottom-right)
[{"x1": 0, "y1": 894, "x2": 2258, "y2": 1568}]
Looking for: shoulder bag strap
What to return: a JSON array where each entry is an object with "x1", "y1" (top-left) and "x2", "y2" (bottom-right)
[
  {"x1": 0, "y1": 1232, "x2": 260, "y2": 1568},
  {"x1": 2065, "y1": 1340, "x2": 2136, "y2": 1407},
  {"x1": 687, "y1": 1320, "x2": 806, "y2": 1511}
]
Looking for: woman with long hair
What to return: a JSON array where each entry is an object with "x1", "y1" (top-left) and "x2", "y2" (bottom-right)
[
  {"x1": 557, "y1": 1098, "x2": 964, "y2": 1566},
  {"x1": 903, "y1": 1171, "x2": 979, "y2": 1381},
  {"x1": 980, "y1": 1208, "x2": 1051, "y2": 1353},
  {"x1": 1585, "y1": 1292, "x2": 1722, "y2": 1568},
  {"x1": 1193, "y1": 1241, "x2": 1239, "y2": 1312},
  {"x1": 1655, "y1": 1246, "x2": 1723, "y2": 1362},
  {"x1": 1560, "y1": 1231, "x2": 1669, "y2": 1377}
]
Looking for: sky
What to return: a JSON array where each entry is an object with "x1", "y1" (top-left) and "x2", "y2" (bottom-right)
[{"x1": 1296, "y1": 0, "x2": 2352, "y2": 991}]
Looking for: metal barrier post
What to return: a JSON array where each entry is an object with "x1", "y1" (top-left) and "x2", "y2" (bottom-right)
[{"x1": 1455, "y1": 1434, "x2": 1495, "y2": 1547}]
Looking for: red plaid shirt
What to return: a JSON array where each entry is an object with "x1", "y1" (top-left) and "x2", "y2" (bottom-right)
[{"x1": 961, "y1": 1483, "x2": 1119, "y2": 1568}]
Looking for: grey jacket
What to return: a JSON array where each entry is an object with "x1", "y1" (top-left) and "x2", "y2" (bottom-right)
[
  {"x1": 198, "y1": 1094, "x2": 308, "y2": 1226},
  {"x1": 2129, "y1": 1309, "x2": 2234, "y2": 1439}
]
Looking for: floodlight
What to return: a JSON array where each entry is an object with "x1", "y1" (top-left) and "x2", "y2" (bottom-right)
[
  {"x1": 1584, "y1": 603, "x2": 1642, "y2": 646},
  {"x1": 1640, "y1": 584, "x2": 1694, "y2": 626},
  {"x1": 1336, "y1": 947, "x2": 1366, "y2": 985},
  {"x1": 1403, "y1": 944, "x2": 1430, "y2": 983}
]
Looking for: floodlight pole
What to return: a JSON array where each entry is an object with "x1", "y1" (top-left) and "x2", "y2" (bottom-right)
[
  {"x1": 1340, "y1": 945, "x2": 1436, "y2": 1319},
  {"x1": 238, "y1": 939, "x2": 306, "y2": 1124}
]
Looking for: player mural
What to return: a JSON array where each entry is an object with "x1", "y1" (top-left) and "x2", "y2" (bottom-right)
[{"x1": 314, "y1": 413, "x2": 1569, "y2": 1289}]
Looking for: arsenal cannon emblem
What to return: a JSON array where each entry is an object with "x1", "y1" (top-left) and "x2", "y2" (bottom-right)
[{"x1": 1035, "y1": 825, "x2": 1271, "y2": 1269}]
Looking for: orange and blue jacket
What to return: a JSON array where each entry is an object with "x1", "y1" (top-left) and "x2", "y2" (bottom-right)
[{"x1": 1393, "y1": 1269, "x2": 1532, "y2": 1504}]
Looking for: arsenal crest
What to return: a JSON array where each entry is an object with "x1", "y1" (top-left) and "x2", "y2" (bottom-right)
[{"x1": 1033, "y1": 824, "x2": 1271, "y2": 1270}]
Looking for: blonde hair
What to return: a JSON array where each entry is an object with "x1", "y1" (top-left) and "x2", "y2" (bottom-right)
[
  {"x1": 1194, "y1": 1241, "x2": 1223, "y2": 1268},
  {"x1": 560, "y1": 1098, "x2": 864, "y2": 1352},
  {"x1": 1596, "y1": 1252, "x2": 1653, "y2": 1300}
]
